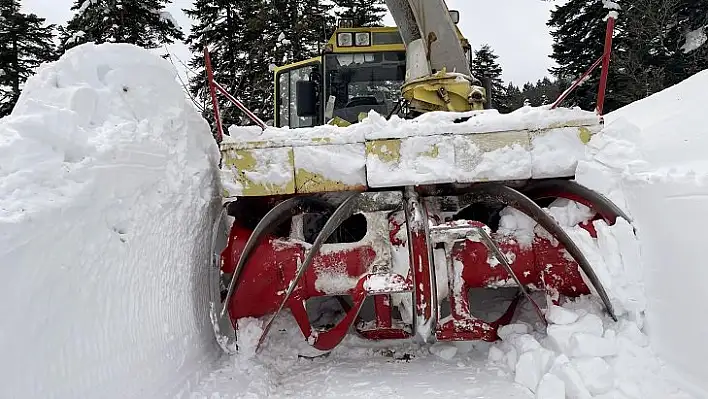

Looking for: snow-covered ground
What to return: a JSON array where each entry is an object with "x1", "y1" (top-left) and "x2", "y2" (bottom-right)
[
  {"x1": 0, "y1": 43, "x2": 222, "y2": 398},
  {"x1": 2, "y1": 41, "x2": 708, "y2": 399}
]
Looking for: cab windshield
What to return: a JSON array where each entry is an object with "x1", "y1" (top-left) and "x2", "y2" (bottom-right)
[{"x1": 324, "y1": 51, "x2": 406, "y2": 124}]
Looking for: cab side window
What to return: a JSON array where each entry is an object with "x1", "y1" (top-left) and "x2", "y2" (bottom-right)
[
  {"x1": 278, "y1": 73, "x2": 289, "y2": 127},
  {"x1": 277, "y1": 64, "x2": 319, "y2": 128}
]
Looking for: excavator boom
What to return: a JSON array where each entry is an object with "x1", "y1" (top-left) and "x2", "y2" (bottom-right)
[
  {"x1": 385, "y1": 0, "x2": 472, "y2": 78},
  {"x1": 384, "y1": 0, "x2": 485, "y2": 113}
]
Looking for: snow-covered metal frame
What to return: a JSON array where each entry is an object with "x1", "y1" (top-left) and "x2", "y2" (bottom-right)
[
  {"x1": 217, "y1": 180, "x2": 624, "y2": 353},
  {"x1": 219, "y1": 114, "x2": 602, "y2": 198}
]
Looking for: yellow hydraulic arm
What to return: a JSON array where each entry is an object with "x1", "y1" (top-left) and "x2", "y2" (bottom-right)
[{"x1": 384, "y1": 0, "x2": 486, "y2": 112}]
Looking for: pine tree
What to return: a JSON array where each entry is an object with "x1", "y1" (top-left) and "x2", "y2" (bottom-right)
[
  {"x1": 0, "y1": 0, "x2": 57, "y2": 117},
  {"x1": 502, "y1": 77, "x2": 570, "y2": 112},
  {"x1": 504, "y1": 83, "x2": 523, "y2": 111},
  {"x1": 334, "y1": 0, "x2": 386, "y2": 27},
  {"x1": 272, "y1": 0, "x2": 334, "y2": 63},
  {"x1": 550, "y1": 0, "x2": 708, "y2": 112},
  {"x1": 548, "y1": 0, "x2": 626, "y2": 113},
  {"x1": 672, "y1": 1, "x2": 708, "y2": 81},
  {"x1": 185, "y1": 0, "x2": 259, "y2": 128},
  {"x1": 470, "y1": 44, "x2": 510, "y2": 113},
  {"x1": 615, "y1": 0, "x2": 708, "y2": 104},
  {"x1": 185, "y1": 0, "x2": 333, "y2": 130},
  {"x1": 59, "y1": 0, "x2": 184, "y2": 52}
]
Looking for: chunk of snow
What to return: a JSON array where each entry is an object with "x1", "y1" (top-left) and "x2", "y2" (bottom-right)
[
  {"x1": 569, "y1": 333, "x2": 618, "y2": 358},
  {"x1": 498, "y1": 207, "x2": 537, "y2": 249},
  {"x1": 294, "y1": 144, "x2": 367, "y2": 187},
  {"x1": 554, "y1": 362, "x2": 593, "y2": 399},
  {"x1": 681, "y1": 26, "x2": 707, "y2": 54},
  {"x1": 498, "y1": 323, "x2": 530, "y2": 340},
  {"x1": 545, "y1": 199, "x2": 595, "y2": 228},
  {"x1": 488, "y1": 346, "x2": 505, "y2": 363},
  {"x1": 77, "y1": 0, "x2": 98, "y2": 15},
  {"x1": 573, "y1": 357, "x2": 614, "y2": 395},
  {"x1": 314, "y1": 269, "x2": 359, "y2": 295},
  {"x1": 514, "y1": 348, "x2": 556, "y2": 392},
  {"x1": 536, "y1": 373, "x2": 566, "y2": 399},
  {"x1": 546, "y1": 313, "x2": 604, "y2": 353},
  {"x1": 504, "y1": 347, "x2": 519, "y2": 371},
  {"x1": 531, "y1": 127, "x2": 588, "y2": 178},
  {"x1": 158, "y1": 11, "x2": 181, "y2": 29},
  {"x1": 234, "y1": 318, "x2": 264, "y2": 359},
  {"x1": 430, "y1": 343, "x2": 458, "y2": 360},
  {"x1": 602, "y1": 0, "x2": 621, "y2": 10},
  {"x1": 547, "y1": 305, "x2": 580, "y2": 325},
  {"x1": 508, "y1": 334, "x2": 543, "y2": 354},
  {"x1": 605, "y1": 10, "x2": 620, "y2": 21}
]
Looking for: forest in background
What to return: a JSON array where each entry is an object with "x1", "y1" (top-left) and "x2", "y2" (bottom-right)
[{"x1": 1, "y1": 0, "x2": 706, "y2": 125}]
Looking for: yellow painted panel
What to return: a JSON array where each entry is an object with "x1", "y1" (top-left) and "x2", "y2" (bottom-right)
[
  {"x1": 220, "y1": 147, "x2": 295, "y2": 197},
  {"x1": 293, "y1": 144, "x2": 368, "y2": 194},
  {"x1": 295, "y1": 169, "x2": 367, "y2": 193},
  {"x1": 365, "y1": 139, "x2": 402, "y2": 164}
]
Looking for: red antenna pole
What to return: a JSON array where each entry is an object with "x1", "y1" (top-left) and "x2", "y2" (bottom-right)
[
  {"x1": 551, "y1": 14, "x2": 617, "y2": 116},
  {"x1": 596, "y1": 15, "x2": 616, "y2": 116},
  {"x1": 204, "y1": 46, "x2": 225, "y2": 143}
]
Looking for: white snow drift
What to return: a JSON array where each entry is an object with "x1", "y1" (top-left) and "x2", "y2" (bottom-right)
[
  {"x1": 0, "y1": 43, "x2": 222, "y2": 398},
  {"x1": 480, "y1": 70, "x2": 708, "y2": 399},
  {"x1": 582, "y1": 69, "x2": 708, "y2": 396}
]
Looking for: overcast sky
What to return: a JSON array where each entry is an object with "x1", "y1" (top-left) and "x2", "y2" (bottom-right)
[{"x1": 23, "y1": 0, "x2": 566, "y2": 86}]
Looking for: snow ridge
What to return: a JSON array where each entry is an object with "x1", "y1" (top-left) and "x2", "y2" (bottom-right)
[{"x1": 0, "y1": 43, "x2": 222, "y2": 398}]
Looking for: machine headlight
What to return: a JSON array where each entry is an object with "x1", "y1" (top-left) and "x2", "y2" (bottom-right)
[
  {"x1": 355, "y1": 32, "x2": 371, "y2": 47},
  {"x1": 337, "y1": 32, "x2": 354, "y2": 47}
]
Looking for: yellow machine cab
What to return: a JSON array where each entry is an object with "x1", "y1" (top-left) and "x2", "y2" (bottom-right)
[{"x1": 272, "y1": 11, "x2": 470, "y2": 129}]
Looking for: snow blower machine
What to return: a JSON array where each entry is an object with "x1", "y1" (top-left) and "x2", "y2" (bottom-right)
[{"x1": 208, "y1": 0, "x2": 625, "y2": 354}]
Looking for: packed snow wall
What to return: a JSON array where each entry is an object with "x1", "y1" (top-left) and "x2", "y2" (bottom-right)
[
  {"x1": 0, "y1": 43, "x2": 222, "y2": 398},
  {"x1": 577, "y1": 69, "x2": 708, "y2": 395}
]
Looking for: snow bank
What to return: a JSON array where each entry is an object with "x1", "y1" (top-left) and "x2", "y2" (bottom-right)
[
  {"x1": 0, "y1": 43, "x2": 222, "y2": 398},
  {"x1": 604, "y1": 69, "x2": 708, "y2": 173},
  {"x1": 481, "y1": 70, "x2": 708, "y2": 398},
  {"x1": 487, "y1": 205, "x2": 690, "y2": 398},
  {"x1": 574, "y1": 69, "x2": 708, "y2": 396}
]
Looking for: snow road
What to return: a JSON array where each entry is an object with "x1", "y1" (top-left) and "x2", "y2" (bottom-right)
[
  {"x1": 194, "y1": 350, "x2": 534, "y2": 398},
  {"x1": 190, "y1": 294, "x2": 539, "y2": 399},
  {"x1": 1, "y1": 43, "x2": 708, "y2": 398}
]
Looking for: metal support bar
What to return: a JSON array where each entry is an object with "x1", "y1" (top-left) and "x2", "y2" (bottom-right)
[
  {"x1": 402, "y1": 187, "x2": 438, "y2": 342},
  {"x1": 213, "y1": 81, "x2": 268, "y2": 131},
  {"x1": 475, "y1": 227, "x2": 547, "y2": 326},
  {"x1": 551, "y1": 56, "x2": 603, "y2": 110},
  {"x1": 551, "y1": 15, "x2": 616, "y2": 115},
  {"x1": 203, "y1": 46, "x2": 267, "y2": 138}
]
